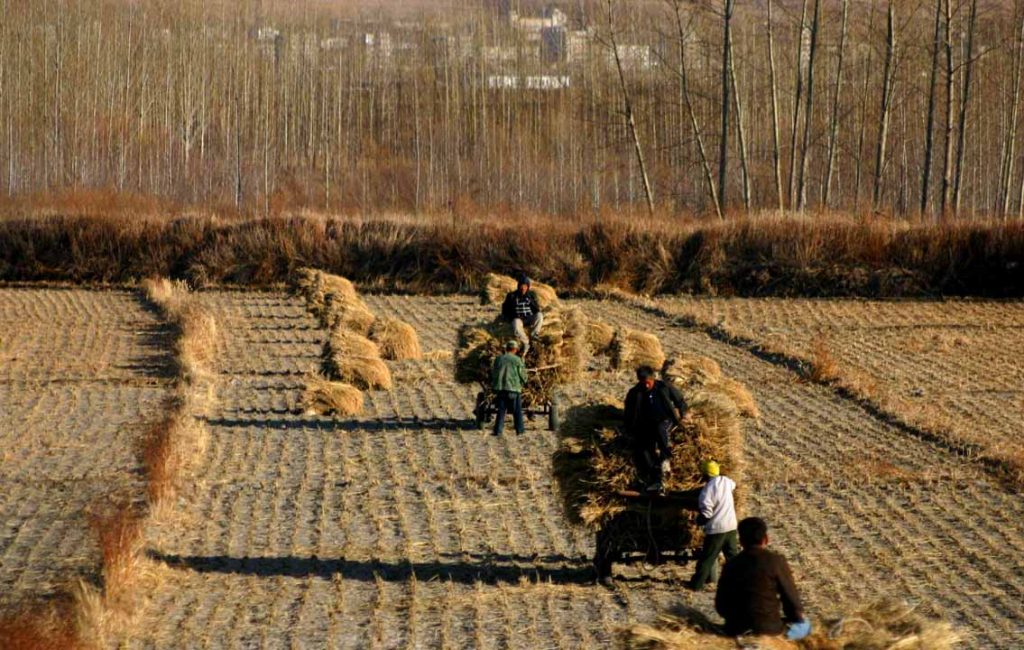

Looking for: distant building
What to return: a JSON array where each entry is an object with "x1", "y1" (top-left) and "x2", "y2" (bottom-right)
[
  {"x1": 511, "y1": 6, "x2": 567, "y2": 41},
  {"x1": 542, "y1": 26, "x2": 591, "y2": 64},
  {"x1": 609, "y1": 44, "x2": 655, "y2": 71}
]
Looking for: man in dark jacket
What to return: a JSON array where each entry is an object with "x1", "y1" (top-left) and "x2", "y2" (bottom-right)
[
  {"x1": 501, "y1": 275, "x2": 544, "y2": 355},
  {"x1": 715, "y1": 517, "x2": 812, "y2": 641},
  {"x1": 623, "y1": 365, "x2": 686, "y2": 494},
  {"x1": 491, "y1": 340, "x2": 528, "y2": 435}
]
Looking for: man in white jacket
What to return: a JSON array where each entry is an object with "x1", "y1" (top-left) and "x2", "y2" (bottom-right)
[{"x1": 688, "y1": 460, "x2": 739, "y2": 591}]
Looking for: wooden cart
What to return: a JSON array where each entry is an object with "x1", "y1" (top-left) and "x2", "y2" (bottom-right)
[
  {"x1": 472, "y1": 364, "x2": 562, "y2": 431},
  {"x1": 593, "y1": 489, "x2": 703, "y2": 579}
]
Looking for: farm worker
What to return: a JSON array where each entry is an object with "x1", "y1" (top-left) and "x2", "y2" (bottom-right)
[
  {"x1": 623, "y1": 365, "x2": 687, "y2": 495},
  {"x1": 501, "y1": 274, "x2": 544, "y2": 355},
  {"x1": 687, "y1": 460, "x2": 739, "y2": 591},
  {"x1": 491, "y1": 340, "x2": 528, "y2": 436},
  {"x1": 715, "y1": 517, "x2": 812, "y2": 642}
]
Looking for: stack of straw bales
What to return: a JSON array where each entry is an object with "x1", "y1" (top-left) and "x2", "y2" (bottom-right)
[
  {"x1": 292, "y1": 267, "x2": 422, "y2": 362},
  {"x1": 292, "y1": 269, "x2": 418, "y2": 414},
  {"x1": 479, "y1": 272, "x2": 560, "y2": 309},
  {"x1": 626, "y1": 600, "x2": 960, "y2": 650},
  {"x1": 553, "y1": 353, "x2": 756, "y2": 538},
  {"x1": 454, "y1": 306, "x2": 590, "y2": 405}
]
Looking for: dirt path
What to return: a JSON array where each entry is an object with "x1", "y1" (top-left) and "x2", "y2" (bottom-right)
[
  {"x1": 0, "y1": 288, "x2": 172, "y2": 611},
  {"x1": 578, "y1": 298, "x2": 1024, "y2": 648},
  {"x1": 122, "y1": 293, "x2": 1023, "y2": 648}
]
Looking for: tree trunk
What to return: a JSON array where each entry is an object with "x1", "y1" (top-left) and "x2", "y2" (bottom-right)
[
  {"x1": 607, "y1": 0, "x2": 654, "y2": 216},
  {"x1": 796, "y1": 0, "x2": 821, "y2": 211},
  {"x1": 728, "y1": 37, "x2": 751, "y2": 211},
  {"x1": 921, "y1": 0, "x2": 943, "y2": 217},
  {"x1": 787, "y1": 0, "x2": 810, "y2": 208},
  {"x1": 953, "y1": 0, "x2": 978, "y2": 214},
  {"x1": 999, "y1": 6, "x2": 1024, "y2": 217},
  {"x1": 823, "y1": 0, "x2": 849, "y2": 210},
  {"x1": 718, "y1": 0, "x2": 735, "y2": 216},
  {"x1": 766, "y1": 0, "x2": 784, "y2": 211},
  {"x1": 940, "y1": 0, "x2": 955, "y2": 216},
  {"x1": 873, "y1": 1, "x2": 896, "y2": 211}
]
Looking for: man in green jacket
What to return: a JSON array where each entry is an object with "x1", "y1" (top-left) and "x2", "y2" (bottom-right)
[{"x1": 492, "y1": 340, "x2": 528, "y2": 435}]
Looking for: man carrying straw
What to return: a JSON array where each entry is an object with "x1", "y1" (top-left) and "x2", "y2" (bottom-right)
[{"x1": 624, "y1": 365, "x2": 687, "y2": 495}]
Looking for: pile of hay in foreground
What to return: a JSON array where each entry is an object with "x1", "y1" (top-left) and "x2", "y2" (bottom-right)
[
  {"x1": 454, "y1": 307, "x2": 589, "y2": 405},
  {"x1": 626, "y1": 600, "x2": 961, "y2": 650},
  {"x1": 479, "y1": 272, "x2": 560, "y2": 309},
  {"x1": 553, "y1": 352, "x2": 754, "y2": 535}
]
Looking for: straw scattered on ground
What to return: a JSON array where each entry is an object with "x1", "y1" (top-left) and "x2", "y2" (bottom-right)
[{"x1": 625, "y1": 600, "x2": 961, "y2": 650}]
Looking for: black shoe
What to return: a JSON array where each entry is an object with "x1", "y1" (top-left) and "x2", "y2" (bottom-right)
[
  {"x1": 645, "y1": 481, "x2": 665, "y2": 496},
  {"x1": 598, "y1": 575, "x2": 615, "y2": 588}
]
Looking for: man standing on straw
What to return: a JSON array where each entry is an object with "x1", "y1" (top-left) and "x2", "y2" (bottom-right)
[
  {"x1": 688, "y1": 460, "x2": 739, "y2": 591},
  {"x1": 501, "y1": 274, "x2": 544, "y2": 355},
  {"x1": 624, "y1": 366, "x2": 686, "y2": 495},
  {"x1": 492, "y1": 340, "x2": 527, "y2": 436}
]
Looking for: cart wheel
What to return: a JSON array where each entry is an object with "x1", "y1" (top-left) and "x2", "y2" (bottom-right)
[
  {"x1": 474, "y1": 392, "x2": 486, "y2": 430},
  {"x1": 548, "y1": 398, "x2": 560, "y2": 431}
]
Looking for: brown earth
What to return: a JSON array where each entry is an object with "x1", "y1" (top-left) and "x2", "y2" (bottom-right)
[
  {"x1": 0, "y1": 288, "x2": 172, "y2": 611},
  {"x1": 4, "y1": 289, "x2": 1022, "y2": 648}
]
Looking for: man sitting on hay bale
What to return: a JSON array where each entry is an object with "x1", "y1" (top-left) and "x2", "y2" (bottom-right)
[
  {"x1": 716, "y1": 517, "x2": 812, "y2": 642},
  {"x1": 624, "y1": 365, "x2": 688, "y2": 495},
  {"x1": 500, "y1": 274, "x2": 544, "y2": 355}
]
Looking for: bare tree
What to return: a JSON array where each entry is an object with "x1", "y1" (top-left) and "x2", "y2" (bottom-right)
[
  {"x1": 921, "y1": 0, "x2": 943, "y2": 217},
  {"x1": 953, "y1": 0, "x2": 979, "y2": 214},
  {"x1": 873, "y1": 0, "x2": 897, "y2": 211},
  {"x1": 999, "y1": 4, "x2": 1024, "y2": 217},
  {"x1": 766, "y1": 0, "x2": 784, "y2": 211},
  {"x1": 823, "y1": 0, "x2": 849, "y2": 210},
  {"x1": 796, "y1": 0, "x2": 822, "y2": 211},
  {"x1": 787, "y1": 0, "x2": 810, "y2": 208},
  {"x1": 718, "y1": 0, "x2": 735, "y2": 216}
]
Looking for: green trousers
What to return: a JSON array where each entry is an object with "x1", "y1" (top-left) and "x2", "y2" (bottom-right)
[{"x1": 689, "y1": 530, "x2": 740, "y2": 590}]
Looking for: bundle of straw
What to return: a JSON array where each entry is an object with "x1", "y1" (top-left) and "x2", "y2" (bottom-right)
[
  {"x1": 586, "y1": 319, "x2": 616, "y2": 356},
  {"x1": 610, "y1": 328, "x2": 666, "y2": 371},
  {"x1": 479, "y1": 272, "x2": 560, "y2": 309},
  {"x1": 369, "y1": 317, "x2": 423, "y2": 361},
  {"x1": 300, "y1": 376, "x2": 365, "y2": 416}
]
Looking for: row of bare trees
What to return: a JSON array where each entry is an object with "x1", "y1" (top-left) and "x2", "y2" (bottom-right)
[{"x1": 1, "y1": 0, "x2": 1023, "y2": 218}]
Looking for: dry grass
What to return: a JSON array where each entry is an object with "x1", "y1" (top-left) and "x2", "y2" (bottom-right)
[
  {"x1": 300, "y1": 375, "x2": 365, "y2": 416},
  {"x1": 368, "y1": 317, "x2": 423, "y2": 361},
  {"x1": 6, "y1": 214, "x2": 1023, "y2": 298},
  {"x1": 808, "y1": 335, "x2": 841, "y2": 384},
  {"x1": 0, "y1": 603, "x2": 84, "y2": 650},
  {"x1": 141, "y1": 278, "x2": 217, "y2": 381},
  {"x1": 626, "y1": 600, "x2": 960, "y2": 650},
  {"x1": 586, "y1": 319, "x2": 616, "y2": 356},
  {"x1": 610, "y1": 328, "x2": 666, "y2": 371}
]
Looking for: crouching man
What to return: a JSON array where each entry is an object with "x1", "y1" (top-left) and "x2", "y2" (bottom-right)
[
  {"x1": 501, "y1": 274, "x2": 543, "y2": 355},
  {"x1": 715, "y1": 517, "x2": 812, "y2": 642}
]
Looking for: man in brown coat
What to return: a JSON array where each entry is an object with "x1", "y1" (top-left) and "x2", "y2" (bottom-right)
[{"x1": 715, "y1": 517, "x2": 812, "y2": 641}]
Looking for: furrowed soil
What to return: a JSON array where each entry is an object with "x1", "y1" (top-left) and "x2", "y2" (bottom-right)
[
  {"x1": 655, "y1": 297, "x2": 1024, "y2": 476},
  {"x1": 6, "y1": 289, "x2": 1021, "y2": 648},
  {"x1": 0, "y1": 288, "x2": 173, "y2": 611}
]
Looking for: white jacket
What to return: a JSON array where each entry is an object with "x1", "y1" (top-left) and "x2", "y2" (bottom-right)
[{"x1": 697, "y1": 475, "x2": 737, "y2": 535}]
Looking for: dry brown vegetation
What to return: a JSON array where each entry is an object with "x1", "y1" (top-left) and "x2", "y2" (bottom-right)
[
  {"x1": 1, "y1": 214, "x2": 1023, "y2": 298},
  {"x1": 626, "y1": 599, "x2": 960, "y2": 650}
]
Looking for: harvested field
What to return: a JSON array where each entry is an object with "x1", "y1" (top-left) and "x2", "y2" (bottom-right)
[
  {"x1": 5, "y1": 288, "x2": 1022, "y2": 648},
  {"x1": 0, "y1": 288, "x2": 173, "y2": 614},
  {"x1": 651, "y1": 297, "x2": 1024, "y2": 482}
]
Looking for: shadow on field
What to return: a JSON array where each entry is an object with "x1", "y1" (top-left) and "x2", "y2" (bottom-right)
[
  {"x1": 203, "y1": 416, "x2": 482, "y2": 432},
  {"x1": 148, "y1": 551, "x2": 596, "y2": 585}
]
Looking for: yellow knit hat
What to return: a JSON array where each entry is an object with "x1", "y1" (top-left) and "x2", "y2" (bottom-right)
[{"x1": 701, "y1": 460, "x2": 721, "y2": 477}]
